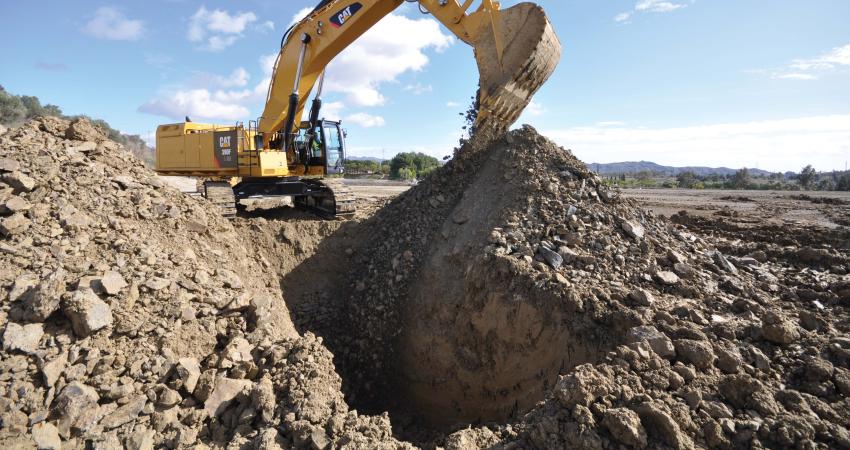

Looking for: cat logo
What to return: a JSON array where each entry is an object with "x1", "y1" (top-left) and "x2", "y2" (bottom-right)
[
  {"x1": 219, "y1": 136, "x2": 231, "y2": 148},
  {"x1": 330, "y1": 2, "x2": 362, "y2": 28}
]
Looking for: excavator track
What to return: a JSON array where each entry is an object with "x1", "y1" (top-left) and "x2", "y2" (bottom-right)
[
  {"x1": 301, "y1": 178, "x2": 357, "y2": 219},
  {"x1": 474, "y1": 3, "x2": 562, "y2": 134},
  {"x1": 203, "y1": 181, "x2": 237, "y2": 218}
]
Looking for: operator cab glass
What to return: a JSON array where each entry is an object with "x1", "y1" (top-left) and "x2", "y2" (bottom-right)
[{"x1": 323, "y1": 121, "x2": 345, "y2": 175}]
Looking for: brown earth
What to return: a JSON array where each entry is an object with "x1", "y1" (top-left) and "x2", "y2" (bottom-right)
[{"x1": 2, "y1": 117, "x2": 849, "y2": 450}]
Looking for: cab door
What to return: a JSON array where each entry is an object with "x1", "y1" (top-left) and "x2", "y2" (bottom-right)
[{"x1": 322, "y1": 121, "x2": 345, "y2": 175}]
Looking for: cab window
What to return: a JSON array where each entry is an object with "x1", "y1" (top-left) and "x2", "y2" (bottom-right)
[{"x1": 324, "y1": 123, "x2": 343, "y2": 169}]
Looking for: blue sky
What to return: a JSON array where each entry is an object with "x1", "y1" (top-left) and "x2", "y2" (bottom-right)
[{"x1": 1, "y1": 0, "x2": 849, "y2": 171}]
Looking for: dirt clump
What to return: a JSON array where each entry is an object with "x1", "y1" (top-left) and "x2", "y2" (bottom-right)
[{"x1": 0, "y1": 117, "x2": 409, "y2": 449}]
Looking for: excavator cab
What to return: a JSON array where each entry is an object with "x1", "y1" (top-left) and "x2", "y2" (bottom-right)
[{"x1": 293, "y1": 120, "x2": 346, "y2": 175}]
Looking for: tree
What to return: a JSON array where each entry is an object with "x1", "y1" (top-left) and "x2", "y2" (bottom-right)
[
  {"x1": 389, "y1": 152, "x2": 440, "y2": 180},
  {"x1": 799, "y1": 165, "x2": 817, "y2": 190},
  {"x1": 732, "y1": 168, "x2": 751, "y2": 189},
  {"x1": 837, "y1": 173, "x2": 850, "y2": 191},
  {"x1": 0, "y1": 89, "x2": 27, "y2": 125},
  {"x1": 676, "y1": 171, "x2": 698, "y2": 189}
]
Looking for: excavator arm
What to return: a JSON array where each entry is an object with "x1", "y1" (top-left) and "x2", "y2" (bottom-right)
[{"x1": 260, "y1": 0, "x2": 561, "y2": 149}]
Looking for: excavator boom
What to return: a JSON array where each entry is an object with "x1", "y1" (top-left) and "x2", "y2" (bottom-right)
[{"x1": 261, "y1": 0, "x2": 561, "y2": 146}]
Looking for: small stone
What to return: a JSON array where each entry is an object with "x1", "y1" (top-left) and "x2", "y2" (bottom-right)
[
  {"x1": 805, "y1": 358, "x2": 834, "y2": 382},
  {"x1": 1, "y1": 195, "x2": 30, "y2": 214},
  {"x1": 622, "y1": 220, "x2": 645, "y2": 240},
  {"x1": 157, "y1": 387, "x2": 181, "y2": 407},
  {"x1": 218, "y1": 269, "x2": 244, "y2": 289},
  {"x1": 762, "y1": 320, "x2": 800, "y2": 345},
  {"x1": 98, "y1": 271, "x2": 127, "y2": 296},
  {"x1": 539, "y1": 247, "x2": 563, "y2": 269},
  {"x1": 715, "y1": 345, "x2": 743, "y2": 374},
  {"x1": 2, "y1": 171, "x2": 37, "y2": 192},
  {"x1": 654, "y1": 270, "x2": 680, "y2": 286},
  {"x1": 62, "y1": 289, "x2": 113, "y2": 337},
  {"x1": 633, "y1": 403, "x2": 693, "y2": 450},
  {"x1": 174, "y1": 358, "x2": 201, "y2": 393},
  {"x1": 21, "y1": 268, "x2": 66, "y2": 322},
  {"x1": 204, "y1": 377, "x2": 253, "y2": 417},
  {"x1": 220, "y1": 336, "x2": 253, "y2": 369},
  {"x1": 674, "y1": 339, "x2": 716, "y2": 369},
  {"x1": 144, "y1": 278, "x2": 170, "y2": 291},
  {"x1": 712, "y1": 251, "x2": 738, "y2": 274},
  {"x1": 100, "y1": 396, "x2": 146, "y2": 430},
  {"x1": 603, "y1": 408, "x2": 647, "y2": 448},
  {"x1": 0, "y1": 157, "x2": 21, "y2": 173},
  {"x1": 41, "y1": 352, "x2": 68, "y2": 387},
  {"x1": 626, "y1": 326, "x2": 675, "y2": 359},
  {"x1": 126, "y1": 428, "x2": 155, "y2": 450},
  {"x1": 0, "y1": 212, "x2": 31, "y2": 235},
  {"x1": 31, "y1": 421, "x2": 61, "y2": 450},
  {"x1": 2, "y1": 322, "x2": 43, "y2": 354},
  {"x1": 53, "y1": 381, "x2": 99, "y2": 437},
  {"x1": 628, "y1": 289, "x2": 655, "y2": 307}
]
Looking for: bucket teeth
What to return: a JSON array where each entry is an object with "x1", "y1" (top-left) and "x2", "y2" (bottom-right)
[{"x1": 474, "y1": 3, "x2": 562, "y2": 133}]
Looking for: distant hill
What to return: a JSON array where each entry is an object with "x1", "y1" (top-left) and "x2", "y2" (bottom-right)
[
  {"x1": 347, "y1": 156, "x2": 385, "y2": 162},
  {"x1": 588, "y1": 161, "x2": 774, "y2": 177}
]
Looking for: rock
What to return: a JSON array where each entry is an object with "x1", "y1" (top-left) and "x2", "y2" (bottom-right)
[
  {"x1": 98, "y1": 271, "x2": 127, "y2": 296},
  {"x1": 21, "y1": 268, "x2": 66, "y2": 322},
  {"x1": 538, "y1": 247, "x2": 563, "y2": 269},
  {"x1": 0, "y1": 212, "x2": 31, "y2": 235},
  {"x1": 252, "y1": 376, "x2": 276, "y2": 423},
  {"x1": 41, "y1": 352, "x2": 68, "y2": 387},
  {"x1": 310, "y1": 427, "x2": 330, "y2": 450},
  {"x1": 622, "y1": 220, "x2": 645, "y2": 240},
  {"x1": 2, "y1": 171, "x2": 37, "y2": 193},
  {"x1": 125, "y1": 428, "x2": 155, "y2": 450},
  {"x1": 217, "y1": 269, "x2": 244, "y2": 289},
  {"x1": 633, "y1": 403, "x2": 693, "y2": 450},
  {"x1": 797, "y1": 247, "x2": 829, "y2": 264},
  {"x1": 156, "y1": 387, "x2": 181, "y2": 407},
  {"x1": 805, "y1": 358, "x2": 834, "y2": 382},
  {"x1": 65, "y1": 117, "x2": 105, "y2": 142},
  {"x1": 204, "y1": 377, "x2": 253, "y2": 417},
  {"x1": 714, "y1": 345, "x2": 743, "y2": 374},
  {"x1": 554, "y1": 365, "x2": 611, "y2": 408},
  {"x1": 762, "y1": 320, "x2": 800, "y2": 345},
  {"x1": 8, "y1": 273, "x2": 38, "y2": 302},
  {"x1": 0, "y1": 195, "x2": 30, "y2": 214},
  {"x1": 712, "y1": 251, "x2": 738, "y2": 274},
  {"x1": 100, "y1": 396, "x2": 146, "y2": 430},
  {"x1": 0, "y1": 157, "x2": 20, "y2": 173},
  {"x1": 220, "y1": 336, "x2": 253, "y2": 369},
  {"x1": 144, "y1": 277, "x2": 170, "y2": 291},
  {"x1": 2, "y1": 322, "x2": 43, "y2": 354},
  {"x1": 174, "y1": 358, "x2": 201, "y2": 393},
  {"x1": 674, "y1": 339, "x2": 716, "y2": 369},
  {"x1": 193, "y1": 369, "x2": 216, "y2": 402},
  {"x1": 626, "y1": 326, "x2": 675, "y2": 359},
  {"x1": 654, "y1": 270, "x2": 680, "y2": 286},
  {"x1": 603, "y1": 408, "x2": 647, "y2": 448},
  {"x1": 53, "y1": 381, "x2": 99, "y2": 437},
  {"x1": 62, "y1": 289, "x2": 114, "y2": 337},
  {"x1": 628, "y1": 289, "x2": 655, "y2": 307},
  {"x1": 31, "y1": 421, "x2": 61, "y2": 450}
]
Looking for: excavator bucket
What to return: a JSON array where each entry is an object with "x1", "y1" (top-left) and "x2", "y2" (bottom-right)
[{"x1": 472, "y1": 2, "x2": 562, "y2": 133}]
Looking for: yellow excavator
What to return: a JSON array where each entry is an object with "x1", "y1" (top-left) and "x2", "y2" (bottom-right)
[{"x1": 155, "y1": 0, "x2": 561, "y2": 217}]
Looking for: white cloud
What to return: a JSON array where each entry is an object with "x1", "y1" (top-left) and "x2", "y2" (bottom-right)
[
  {"x1": 446, "y1": 101, "x2": 461, "y2": 108},
  {"x1": 525, "y1": 100, "x2": 545, "y2": 117},
  {"x1": 83, "y1": 7, "x2": 144, "y2": 41},
  {"x1": 289, "y1": 7, "x2": 313, "y2": 27},
  {"x1": 322, "y1": 101, "x2": 345, "y2": 120},
  {"x1": 323, "y1": 14, "x2": 454, "y2": 106},
  {"x1": 192, "y1": 67, "x2": 251, "y2": 88},
  {"x1": 636, "y1": 0, "x2": 686, "y2": 13},
  {"x1": 405, "y1": 83, "x2": 433, "y2": 95},
  {"x1": 597, "y1": 121, "x2": 626, "y2": 127},
  {"x1": 345, "y1": 113, "x2": 386, "y2": 128},
  {"x1": 614, "y1": 13, "x2": 632, "y2": 23},
  {"x1": 188, "y1": 7, "x2": 257, "y2": 51},
  {"x1": 774, "y1": 73, "x2": 817, "y2": 81},
  {"x1": 262, "y1": 21, "x2": 275, "y2": 32},
  {"x1": 543, "y1": 115, "x2": 850, "y2": 172},
  {"x1": 615, "y1": 0, "x2": 688, "y2": 23},
  {"x1": 766, "y1": 43, "x2": 850, "y2": 81},
  {"x1": 139, "y1": 89, "x2": 250, "y2": 122}
]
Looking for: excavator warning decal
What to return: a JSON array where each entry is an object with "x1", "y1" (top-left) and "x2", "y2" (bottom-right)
[{"x1": 329, "y1": 2, "x2": 362, "y2": 28}]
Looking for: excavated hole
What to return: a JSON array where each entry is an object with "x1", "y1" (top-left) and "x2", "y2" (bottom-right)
[{"x1": 242, "y1": 204, "x2": 612, "y2": 439}]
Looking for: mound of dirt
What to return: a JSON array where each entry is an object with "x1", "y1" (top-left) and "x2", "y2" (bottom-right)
[
  {"x1": 0, "y1": 117, "x2": 408, "y2": 449},
  {"x1": 328, "y1": 126, "x2": 850, "y2": 447}
]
